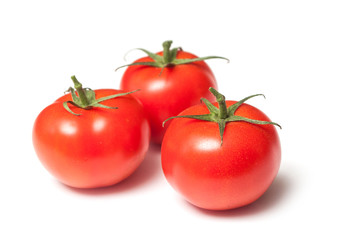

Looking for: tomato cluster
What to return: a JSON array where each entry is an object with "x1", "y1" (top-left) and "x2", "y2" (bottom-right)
[{"x1": 33, "y1": 41, "x2": 281, "y2": 211}]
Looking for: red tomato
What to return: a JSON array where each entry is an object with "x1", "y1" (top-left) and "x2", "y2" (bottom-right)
[
  {"x1": 119, "y1": 41, "x2": 226, "y2": 144},
  {"x1": 33, "y1": 88, "x2": 150, "y2": 188},
  {"x1": 161, "y1": 99, "x2": 281, "y2": 210}
]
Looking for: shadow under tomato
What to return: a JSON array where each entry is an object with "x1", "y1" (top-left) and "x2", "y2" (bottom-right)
[
  {"x1": 59, "y1": 143, "x2": 162, "y2": 195},
  {"x1": 186, "y1": 172, "x2": 292, "y2": 217}
]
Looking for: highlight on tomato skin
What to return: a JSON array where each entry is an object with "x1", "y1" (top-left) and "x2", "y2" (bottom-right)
[
  {"x1": 161, "y1": 88, "x2": 281, "y2": 210},
  {"x1": 32, "y1": 76, "x2": 151, "y2": 189},
  {"x1": 117, "y1": 40, "x2": 229, "y2": 144}
]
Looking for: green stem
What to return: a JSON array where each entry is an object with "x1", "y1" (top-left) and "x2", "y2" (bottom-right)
[
  {"x1": 162, "y1": 40, "x2": 173, "y2": 63},
  {"x1": 64, "y1": 76, "x2": 139, "y2": 116},
  {"x1": 162, "y1": 87, "x2": 281, "y2": 146},
  {"x1": 115, "y1": 40, "x2": 229, "y2": 72},
  {"x1": 209, "y1": 88, "x2": 227, "y2": 119},
  {"x1": 71, "y1": 76, "x2": 89, "y2": 106}
]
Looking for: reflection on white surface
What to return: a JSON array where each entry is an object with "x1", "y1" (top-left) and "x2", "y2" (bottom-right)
[
  {"x1": 196, "y1": 139, "x2": 220, "y2": 151},
  {"x1": 60, "y1": 122, "x2": 77, "y2": 135},
  {"x1": 93, "y1": 118, "x2": 105, "y2": 132},
  {"x1": 148, "y1": 80, "x2": 166, "y2": 91}
]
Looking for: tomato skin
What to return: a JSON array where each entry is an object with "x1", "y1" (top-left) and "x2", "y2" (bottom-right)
[
  {"x1": 120, "y1": 51, "x2": 217, "y2": 144},
  {"x1": 161, "y1": 101, "x2": 281, "y2": 210},
  {"x1": 33, "y1": 89, "x2": 150, "y2": 188}
]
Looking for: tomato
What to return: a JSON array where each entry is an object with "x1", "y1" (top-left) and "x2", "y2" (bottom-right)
[
  {"x1": 161, "y1": 88, "x2": 281, "y2": 210},
  {"x1": 118, "y1": 40, "x2": 228, "y2": 144},
  {"x1": 33, "y1": 77, "x2": 150, "y2": 188}
]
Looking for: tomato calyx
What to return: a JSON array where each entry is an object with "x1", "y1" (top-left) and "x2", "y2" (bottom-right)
[
  {"x1": 115, "y1": 40, "x2": 229, "y2": 73},
  {"x1": 63, "y1": 76, "x2": 139, "y2": 116},
  {"x1": 163, "y1": 88, "x2": 281, "y2": 145}
]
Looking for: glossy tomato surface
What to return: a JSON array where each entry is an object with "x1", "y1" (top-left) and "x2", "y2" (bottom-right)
[
  {"x1": 33, "y1": 89, "x2": 150, "y2": 188},
  {"x1": 121, "y1": 51, "x2": 217, "y2": 144},
  {"x1": 161, "y1": 101, "x2": 281, "y2": 210}
]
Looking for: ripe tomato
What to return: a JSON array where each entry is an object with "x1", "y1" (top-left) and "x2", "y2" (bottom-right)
[
  {"x1": 161, "y1": 88, "x2": 281, "y2": 210},
  {"x1": 33, "y1": 77, "x2": 150, "y2": 188},
  {"x1": 118, "y1": 40, "x2": 227, "y2": 144}
]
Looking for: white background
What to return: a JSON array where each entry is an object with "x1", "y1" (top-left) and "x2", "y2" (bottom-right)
[{"x1": 1, "y1": 0, "x2": 360, "y2": 239}]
